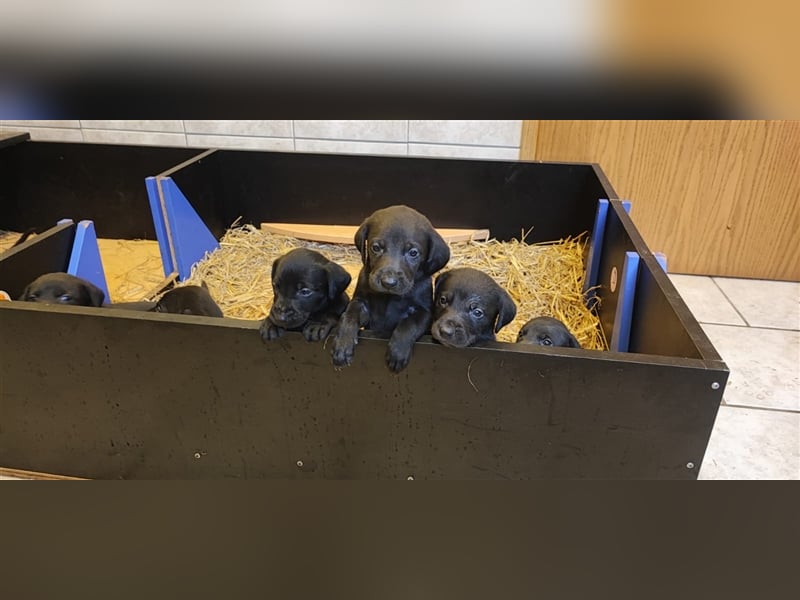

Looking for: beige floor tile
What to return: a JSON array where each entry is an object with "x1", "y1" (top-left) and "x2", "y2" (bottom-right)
[
  {"x1": 702, "y1": 324, "x2": 799, "y2": 411},
  {"x1": 668, "y1": 274, "x2": 746, "y2": 325},
  {"x1": 698, "y1": 406, "x2": 799, "y2": 480},
  {"x1": 713, "y1": 277, "x2": 800, "y2": 330}
]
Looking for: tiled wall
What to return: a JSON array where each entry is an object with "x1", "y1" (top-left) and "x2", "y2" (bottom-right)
[{"x1": 0, "y1": 120, "x2": 522, "y2": 160}]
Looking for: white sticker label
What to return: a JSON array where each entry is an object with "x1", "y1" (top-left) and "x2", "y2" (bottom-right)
[{"x1": 610, "y1": 266, "x2": 618, "y2": 293}]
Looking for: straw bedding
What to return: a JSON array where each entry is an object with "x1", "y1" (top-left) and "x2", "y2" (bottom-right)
[{"x1": 181, "y1": 224, "x2": 607, "y2": 351}]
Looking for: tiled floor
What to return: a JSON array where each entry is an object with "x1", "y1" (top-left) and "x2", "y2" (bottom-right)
[
  {"x1": 669, "y1": 275, "x2": 799, "y2": 480},
  {"x1": 2, "y1": 275, "x2": 798, "y2": 481}
]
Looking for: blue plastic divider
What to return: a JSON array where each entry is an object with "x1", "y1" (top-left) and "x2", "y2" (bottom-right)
[
  {"x1": 609, "y1": 251, "x2": 641, "y2": 353},
  {"x1": 145, "y1": 176, "x2": 175, "y2": 278},
  {"x1": 66, "y1": 219, "x2": 111, "y2": 302},
  {"x1": 145, "y1": 176, "x2": 219, "y2": 281},
  {"x1": 583, "y1": 199, "x2": 609, "y2": 300}
]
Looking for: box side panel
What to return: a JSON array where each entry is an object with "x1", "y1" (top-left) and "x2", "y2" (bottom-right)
[
  {"x1": 0, "y1": 222, "x2": 75, "y2": 298},
  {"x1": 0, "y1": 306, "x2": 726, "y2": 480},
  {"x1": 613, "y1": 202, "x2": 726, "y2": 363},
  {"x1": 596, "y1": 201, "x2": 715, "y2": 360},
  {"x1": 0, "y1": 142, "x2": 199, "y2": 239},
  {"x1": 171, "y1": 152, "x2": 602, "y2": 243}
]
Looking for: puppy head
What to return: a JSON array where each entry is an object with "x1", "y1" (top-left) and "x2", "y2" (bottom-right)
[
  {"x1": 354, "y1": 205, "x2": 450, "y2": 296},
  {"x1": 268, "y1": 248, "x2": 351, "y2": 329},
  {"x1": 516, "y1": 316, "x2": 580, "y2": 348},
  {"x1": 154, "y1": 285, "x2": 224, "y2": 317},
  {"x1": 19, "y1": 272, "x2": 105, "y2": 307},
  {"x1": 431, "y1": 268, "x2": 517, "y2": 348}
]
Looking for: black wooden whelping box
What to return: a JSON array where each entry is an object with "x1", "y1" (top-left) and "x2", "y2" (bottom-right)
[{"x1": 0, "y1": 136, "x2": 728, "y2": 479}]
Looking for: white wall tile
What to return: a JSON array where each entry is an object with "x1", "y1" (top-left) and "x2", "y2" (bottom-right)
[
  {"x1": 408, "y1": 143, "x2": 519, "y2": 160},
  {"x1": 82, "y1": 129, "x2": 186, "y2": 147},
  {"x1": 409, "y1": 120, "x2": 521, "y2": 146},
  {"x1": 184, "y1": 120, "x2": 292, "y2": 137},
  {"x1": 294, "y1": 120, "x2": 407, "y2": 142},
  {"x1": 1, "y1": 120, "x2": 80, "y2": 128},
  {"x1": 80, "y1": 120, "x2": 185, "y2": 133},
  {"x1": 295, "y1": 139, "x2": 407, "y2": 156},
  {"x1": 0, "y1": 125, "x2": 83, "y2": 142},
  {"x1": 186, "y1": 134, "x2": 294, "y2": 151}
]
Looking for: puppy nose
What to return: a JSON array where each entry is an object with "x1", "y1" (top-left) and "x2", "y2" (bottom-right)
[
  {"x1": 438, "y1": 321, "x2": 455, "y2": 337},
  {"x1": 380, "y1": 275, "x2": 398, "y2": 289}
]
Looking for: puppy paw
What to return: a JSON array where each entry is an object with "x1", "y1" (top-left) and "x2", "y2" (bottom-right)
[
  {"x1": 386, "y1": 341, "x2": 413, "y2": 373},
  {"x1": 303, "y1": 320, "x2": 333, "y2": 342},
  {"x1": 331, "y1": 332, "x2": 358, "y2": 368},
  {"x1": 259, "y1": 320, "x2": 284, "y2": 342}
]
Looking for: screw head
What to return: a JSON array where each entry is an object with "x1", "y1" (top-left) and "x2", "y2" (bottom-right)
[
  {"x1": 193, "y1": 452, "x2": 201, "y2": 459},
  {"x1": 686, "y1": 462, "x2": 695, "y2": 469},
  {"x1": 296, "y1": 460, "x2": 304, "y2": 468},
  {"x1": 711, "y1": 382, "x2": 720, "y2": 390},
  {"x1": 407, "y1": 475, "x2": 414, "y2": 481}
]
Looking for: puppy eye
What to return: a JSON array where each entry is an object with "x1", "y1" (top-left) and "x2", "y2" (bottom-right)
[
  {"x1": 58, "y1": 294, "x2": 71, "y2": 303},
  {"x1": 541, "y1": 337, "x2": 553, "y2": 346},
  {"x1": 438, "y1": 296, "x2": 447, "y2": 306},
  {"x1": 370, "y1": 242, "x2": 381, "y2": 253},
  {"x1": 298, "y1": 288, "x2": 313, "y2": 297},
  {"x1": 407, "y1": 248, "x2": 420, "y2": 259},
  {"x1": 471, "y1": 308, "x2": 485, "y2": 319}
]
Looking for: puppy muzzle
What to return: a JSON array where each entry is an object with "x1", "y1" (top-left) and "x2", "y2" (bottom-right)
[
  {"x1": 369, "y1": 269, "x2": 412, "y2": 295},
  {"x1": 431, "y1": 319, "x2": 472, "y2": 348},
  {"x1": 269, "y1": 306, "x2": 307, "y2": 329}
]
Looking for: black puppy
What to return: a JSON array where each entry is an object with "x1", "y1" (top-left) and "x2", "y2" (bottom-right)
[
  {"x1": 19, "y1": 272, "x2": 105, "y2": 307},
  {"x1": 260, "y1": 248, "x2": 351, "y2": 342},
  {"x1": 516, "y1": 316, "x2": 581, "y2": 348},
  {"x1": 431, "y1": 268, "x2": 517, "y2": 348},
  {"x1": 331, "y1": 205, "x2": 450, "y2": 372},
  {"x1": 154, "y1": 282, "x2": 224, "y2": 317}
]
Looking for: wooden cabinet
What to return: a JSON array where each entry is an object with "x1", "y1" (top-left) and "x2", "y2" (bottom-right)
[{"x1": 521, "y1": 120, "x2": 799, "y2": 281}]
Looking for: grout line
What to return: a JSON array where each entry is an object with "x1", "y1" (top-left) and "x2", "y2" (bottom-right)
[
  {"x1": 406, "y1": 120, "x2": 410, "y2": 156},
  {"x1": 722, "y1": 403, "x2": 800, "y2": 415},
  {"x1": 293, "y1": 135, "x2": 423, "y2": 145},
  {"x1": 292, "y1": 134, "x2": 519, "y2": 149},
  {"x1": 291, "y1": 120, "x2": 296, "y2": 151},
  {"x1": 698, "y1": 321, "x2": 800, "y2": 333},
  {"x1": 711, "y1": 277, "x2": 751, "y2": 326},
  {"x1": 181, "y1": 120, "x2": 187, "y2": 146},
  {"x1": 184, "y1": 133, "x2": 293, "y2": 143}
]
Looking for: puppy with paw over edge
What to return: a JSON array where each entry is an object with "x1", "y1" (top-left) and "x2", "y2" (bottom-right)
[
  {"x1": 260, "y1": 248, "x2": 351, "y2": 342},
  {"x1": 431, "y1": 267, "x2": 517, "y2": 348},
  {"x1": 331, "y1": 205, "x2": 450, "y2": 372}
]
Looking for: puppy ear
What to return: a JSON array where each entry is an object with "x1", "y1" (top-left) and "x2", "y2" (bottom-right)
[
  {"x1": 271, "y1": 254, "x2": 283, "y2": 283},
  {"x1": 354, "y1": 219, "x2": 370, "y2": 264},
  {"x1": 18, "y1": 284, "x2": 31, "y2": 301},
  {"x1": 325, "y1": 261, "x2": 352, "y2": 300},
  {"x1": 200, "y1": 280, "x2": 209, "y2": 290},
  {"x1": 433, "y1": 270, "x2": 451, "y2": 298},
  {"x1": 494, "y1": 288, "x2": 517, "y2": 333},
  {"x1": 424, "y1": 228, "x2": 450, "y2": 275},
  {"x1": 83, "y1": 281, "x2": 106, "y2": 307}
]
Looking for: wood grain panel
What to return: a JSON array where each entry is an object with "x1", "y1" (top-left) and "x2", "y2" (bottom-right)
[{"x1": 522, "y1": 120, "x2": 800, "y2": 281}]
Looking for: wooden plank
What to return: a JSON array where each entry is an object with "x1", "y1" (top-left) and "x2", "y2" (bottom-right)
[
  {"x1": 0, "y1": 467, "x2": 87, "y2": 480},
  {"x1": 260, "y1": 223, "x2": 491, "y2": 244},
  {"x1": 526, "y1": 120, "x2": 800, "y2": 281}
]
